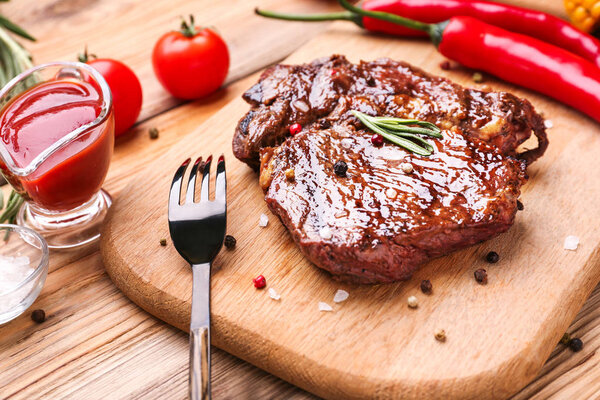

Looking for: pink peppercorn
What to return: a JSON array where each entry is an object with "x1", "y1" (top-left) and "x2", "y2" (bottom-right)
[
  {"x1": 330, "y1": 69, "x2": 338, "y2": 76},
  {"x1": 253, "y1": 275, "x2": 266, "y2": 289},
  {"x1": 289, "y1": 123, "x2": 302, "y2": 136},
  {"x1": 371, "y1": 134, "x2": 384, "y2": 147}
]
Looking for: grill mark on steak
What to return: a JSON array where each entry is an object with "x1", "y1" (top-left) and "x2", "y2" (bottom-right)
[{"x1": 235, "y1": 55, "x2": 547, "y2": 284}]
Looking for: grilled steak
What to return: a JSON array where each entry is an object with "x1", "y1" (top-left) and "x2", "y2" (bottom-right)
[{"x1": 233, "y1": 55, "x2": 547, "y2": 283}]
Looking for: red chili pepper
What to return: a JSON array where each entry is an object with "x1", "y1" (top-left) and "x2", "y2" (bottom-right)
[
  {"x1": 362, "y1": 0, "x2": 600, "y2": 69},
  {"x1": 336, "y1": 0, "x2": 600, "y2": 130},
  {"x1": 255, "y1": 0, "x2": 600, "y2": 69}
]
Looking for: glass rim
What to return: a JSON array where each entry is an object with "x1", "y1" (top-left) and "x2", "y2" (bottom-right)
[
  {"x1": 0, "y1": 61, "x2": 113, "y2": 177},
  {"x1": 0, "y1": 223, "x2": 49, "y2": 297}
]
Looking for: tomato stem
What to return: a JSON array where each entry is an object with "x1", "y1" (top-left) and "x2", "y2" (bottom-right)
[
  {"x1": 77, "y1": 45, "x2": 97, "y2": 63},
  {"x1": 180, "y1": 14, "x2": 197, "y2": 37}
]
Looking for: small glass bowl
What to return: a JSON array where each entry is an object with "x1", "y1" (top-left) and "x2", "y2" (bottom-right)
[{"x1": 0, "y1": 224, "x2": 49, "y2": 324}]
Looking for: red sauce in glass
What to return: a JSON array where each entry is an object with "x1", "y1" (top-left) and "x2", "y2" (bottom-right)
[{"x1": 0, "y1": 79, "x2": 114, "y2": 211}]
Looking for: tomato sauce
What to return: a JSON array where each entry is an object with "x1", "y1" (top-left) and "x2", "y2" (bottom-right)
[{"x1": 0, "y1": 79, "x2": 114, "y2": 211}]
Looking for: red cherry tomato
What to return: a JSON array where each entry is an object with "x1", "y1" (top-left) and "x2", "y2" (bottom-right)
[
  {"x1": 81, "y1": 54, "x2": 143, "y2": 137},
  {"x1": 152, "y1": 16, "x2": 229, "y2": 99}
]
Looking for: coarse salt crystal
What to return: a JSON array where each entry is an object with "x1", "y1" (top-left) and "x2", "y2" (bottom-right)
[
  {"x1": 407, "y1": 295, "x2": 418, "y2": 309},
  {"x1": 11, "y1": 256, "x2": 30, "y2": 266},
  {"x1": 259, "y1": 213, "x2": 269, "y2": 228},
  {"x1": 318, "y1": 302, "x2": 333, "y2": 312},
  {"x1": 564, "y1": 235, "x2": 579, "y2": 251},
  {"x1": 385, "y1": 188, "x2": 397, "y2": 199},
  {"x1": 401, "y1": 163, "x2": 414, "y2": 174},
  {"x1": 341, "y1": 138, "x2": 353, "y2": 149},
  {"x1": 0, "y1": 255, "x2": 33, "y2": 311},
  {"x1": 268, "y1": 287, "x2": 280, "y2": 300},
  {"x1": 333, "y1": 289, "x2": 349, "y2": 303},
  {"x1": 380, "y1": 206, "x2": 390, "y2": 218},
  {"x1": 293, "y1": 100, "x2": 309, "y2": 112},
  {"x1": 544, "y1": 120, "x2": 553, "y2": 129},
  {"x1": 319, "y1": 227, "x2": 332, "y2": 240}
]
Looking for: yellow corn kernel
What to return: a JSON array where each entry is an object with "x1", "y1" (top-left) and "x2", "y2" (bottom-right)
[
  {"x1": 565, "y1": 0, "x2": 600, "y2": 33},
  {"x1": 574, "y1": 6, "x2": 589, "y2": 21},
  {"x1": 592, "y1": 2, "x2": 600, "y2": 18},
  {"x1": 582, "y1": 17, "x2": 596, "y2": 31}
]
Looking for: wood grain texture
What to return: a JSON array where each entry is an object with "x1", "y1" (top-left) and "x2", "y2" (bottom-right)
[
  {"x1": 0, "y1": 0, "x2": 339, "y2": 121},
  {"x1": 1, "y1": 1, "x2": 599, "y2": 399},
  {"x1": 100, "y1": 20, "x2": 600, "y2": 400},
  {"x1": 0, "y1": 75, "x2": 317, "y2": 400}
]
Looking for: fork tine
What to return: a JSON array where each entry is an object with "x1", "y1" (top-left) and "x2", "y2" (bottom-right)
[
  {"x1": 186, "y1": 157, "x2": 202, "y2": 204},
  {"x1": 215, "y1": 155, "x2": 226, "y2": 205},
  {"x1": 169, "y1": 158, "x2": 191, "y2": 209},
  {"x1": 200, "y1": 155, "x2": 213, "y2": 202}
]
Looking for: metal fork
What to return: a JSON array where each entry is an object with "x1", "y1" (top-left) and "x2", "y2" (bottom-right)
[{"x1": 168, "y1": 155, "x2": 227, "y2": 400}]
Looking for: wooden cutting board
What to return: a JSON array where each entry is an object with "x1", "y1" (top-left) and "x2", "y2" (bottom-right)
[{"x1": 100, "y1": 22, "x2": 600, "y2": 399}]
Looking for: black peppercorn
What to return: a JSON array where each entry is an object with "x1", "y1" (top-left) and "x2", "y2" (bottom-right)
[
  {"x1": 474, "y1": 269, "x2": 488, "y2": 284},
  {"x1": 440, "y1": 61, "x2": 451, "y2": 70},
  {"x1": 569, "y1": 338, "x2": 583, "y2": 352},
  {"x1": 420, "y1": 279, "x2": 433, "y2": 294},
  {"x1": 159, "y1": 238, "x2": 167, "y2": 246},
  {"x1": 31, "y1": 309, "x2": 45, "y2": 323},
  {"x1": 517, "y1": 200, "x2": 524, "y2": 211},
  {"x1": 485, "y1": 251, "x2": 499, "y2": 264},
  {"x1": 333, "y1": 160, "x2": 348, "y2": 177},
  {"x1": 224, "y1": 235, "x2": 237, "y2": 249},
  {"x1": 318, "y1": 119, "x2": 331, "y2": 129},
  {"x1": 149, "y1": 127, "x2": 159, "y2": 139}
]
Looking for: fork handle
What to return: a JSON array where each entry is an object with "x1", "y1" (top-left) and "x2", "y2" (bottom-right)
[{"x1": 190, "y1": 263, "x2": 211, "y2": 400}]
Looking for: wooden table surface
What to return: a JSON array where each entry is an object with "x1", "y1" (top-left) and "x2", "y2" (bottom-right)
[{"x1": 1, "y1": 1, "x2": 599, "y2": 399}]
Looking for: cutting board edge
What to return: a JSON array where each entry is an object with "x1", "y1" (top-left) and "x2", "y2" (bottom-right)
[
  {"x1": 100, "y1": 185, "x2": 600, "y2": 400},
  {"x1": 99, "y1": 17, "x2": 600, "y2": 399}
]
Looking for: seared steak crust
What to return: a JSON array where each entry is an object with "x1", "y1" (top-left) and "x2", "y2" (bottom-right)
[
  {"x1": 234, "y1": 55, "x2": 547, "y2": 170},
  {"x1": 234, "y1": 55, "x2": 547, "y2": 283}
]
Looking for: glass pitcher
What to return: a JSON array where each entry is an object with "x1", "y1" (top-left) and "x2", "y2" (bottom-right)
[{"x1": 0, "y1": 62, "x2": 114, "y2": 249}]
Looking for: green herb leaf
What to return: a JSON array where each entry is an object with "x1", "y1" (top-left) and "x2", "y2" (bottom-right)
[
  {"x1": 0, "y1": 24, "x2": 34, "y2": 88},
  {"x1": 376, "y1": 122, "x2": 443, "y2": 138},
  {"x1": 0, "y1": 190, "x2": 22, "y2": 223},
  {"x1": 0, "y1": 16, "x2": 35, "y2": 41},
  {"x1": 351, "y1": 110, "x2": 442, "y2": 156}
]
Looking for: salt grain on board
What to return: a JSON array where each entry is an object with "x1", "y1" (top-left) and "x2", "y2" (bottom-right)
[
  {"x1": 319, "y1": 302, "x2": 333, "y2": 312},
  {"x1": 259, "y1": 213, "x2": 269, "y2": 228},
  {"x1": 544, "y1": 119, "x2": 553, "y2": 129},
  {"x1": 333, "y1": 289, "x2": 349, "y2": 303},
  {"x1": 268, "y1": 288, "x2": 280, "y2": 300},
  {"x1": 564, "y1": 235, "x2": 579, "y2": 251}
]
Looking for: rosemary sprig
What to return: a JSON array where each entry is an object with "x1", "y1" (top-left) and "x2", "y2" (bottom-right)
[
  {"x1": 351, "y1": 110, "x2": 442, "y2": 156},
  {"x1": 0, "y1": 189, "x2": 22, "y2": 224},
  {"x1": 0, "y1": 189, "x2": 23, "y2": 239},
  {"x1": 0, "y1": 3, "x2": 34, "y2": 224},
  {"x1": 0, "y1": 5, "x2": 34, "y2": 88},
  {"x1": 0, "y1": 15, "x2": 35, "y2": 41}
]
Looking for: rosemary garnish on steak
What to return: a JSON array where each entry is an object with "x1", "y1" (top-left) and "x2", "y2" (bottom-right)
[{"x1": 351, "y1": 110, "x2": 442, "y2": 156}]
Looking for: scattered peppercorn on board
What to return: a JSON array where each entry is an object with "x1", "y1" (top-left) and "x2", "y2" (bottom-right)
[{"x1": 102, "y1": 14, "x2": 600, "y2": 400}]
